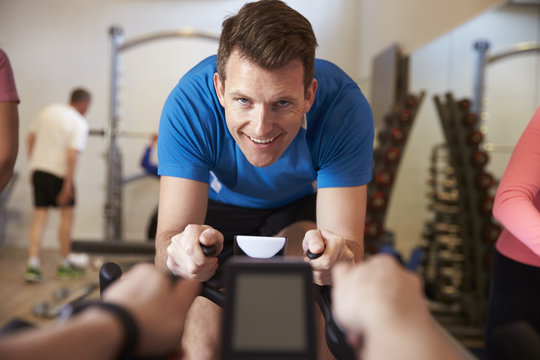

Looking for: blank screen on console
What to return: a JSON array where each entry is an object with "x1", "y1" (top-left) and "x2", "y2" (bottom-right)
[{"x1": 232, "y1": 273, "x2": 306, "y2": 351}]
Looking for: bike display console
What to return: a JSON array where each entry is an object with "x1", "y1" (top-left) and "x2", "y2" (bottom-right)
[{"x1": 221, "y1": 257, "x2": 317, "y2": 360}]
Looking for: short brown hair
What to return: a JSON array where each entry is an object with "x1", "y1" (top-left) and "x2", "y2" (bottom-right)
[
  {"x1": 217, "y1": 0, "x2": 317, "y2": 91},
  {"x1": 70, "y1": 88, "x2": 91, "y2": 104}
]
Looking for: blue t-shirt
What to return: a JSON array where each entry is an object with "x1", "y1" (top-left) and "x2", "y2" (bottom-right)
[{"x1": 158, "y1": 55, "x2": 373, "y2": 209}]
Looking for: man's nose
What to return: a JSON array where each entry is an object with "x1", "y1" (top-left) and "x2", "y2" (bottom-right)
[{"x1": 253, "y1": 106, "x2": 273, "y2": 136}]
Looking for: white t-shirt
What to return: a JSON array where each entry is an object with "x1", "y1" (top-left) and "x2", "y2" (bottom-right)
[{"x1": 29, "y1": 103, "x2": 89, "y2": 178}]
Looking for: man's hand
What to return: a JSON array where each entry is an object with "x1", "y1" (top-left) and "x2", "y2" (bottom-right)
[
  {"x1": 302, "y1": 229, "x2": 354, "y2": 285},
  {"x1": 56, "y1": 186, "x2": 73, "y2": 206},
  {"x1": 165, "y1": 224, "x2": 224, "y2": 281}
]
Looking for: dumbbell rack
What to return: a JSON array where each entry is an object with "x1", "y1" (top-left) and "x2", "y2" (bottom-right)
[
  {"x1": 422, "y1": 93, "x2": 501, "y2": 328},
  {"x1": 364, "y1": 92, "x2": 425, "y2": 254}
]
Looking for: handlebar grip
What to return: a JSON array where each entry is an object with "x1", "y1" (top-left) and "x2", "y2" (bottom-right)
[
  {"x1": 307, "y1": 249, "x2": 323, "y2": 259},
  {"x1": 99, "y1": 262, "x2": 123, "y2": 298},
  {"x1": 201, "y1": 244, "x2": 218, "y2": 257},
  {"x1": 316, "y1": 285, "x2": 356, "y2": 360}
]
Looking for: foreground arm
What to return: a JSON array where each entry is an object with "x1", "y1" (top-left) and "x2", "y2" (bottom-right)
[
  {"x1": 492, "y1": 106, "x2": 540, "y2": 256},
  {"x1": 155, "y1": 176, "x2": 223, "y2": 280},
  {"x1": 0, "y1": 101, "x2": 18, "y2": 192},
  {"x1": 332, "y1": 255, "x2": 462, "y2": 360},
  {"x1": 0, "y1": 263, "x2": 200, "y2": 360},
  {"x1": 304, "y1": 185, "x2": 366, "y2": 284}
]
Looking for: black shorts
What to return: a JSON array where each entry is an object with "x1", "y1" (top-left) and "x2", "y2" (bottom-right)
[
  {"x1": 32, "y1": 170, "x2": 75, "y2": 207},
  {"x1": 204, "y1": 193, "x2": 316, "y2": 267}
]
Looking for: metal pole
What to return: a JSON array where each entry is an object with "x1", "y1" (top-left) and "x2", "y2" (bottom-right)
[
  {"x1": 106, "y1": 25, "x2": 123, "y2": 242},
  {"x1": 472, "y1": 40, "x2": 490, "y2": 115}
]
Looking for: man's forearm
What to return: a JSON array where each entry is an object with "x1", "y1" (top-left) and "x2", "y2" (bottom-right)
[
  {"x1": 155, "y1": 231, "x2": 177, "y2": 271},
  {"x1": 63, "y1": 149, "x2": 78, "y2": 190}
]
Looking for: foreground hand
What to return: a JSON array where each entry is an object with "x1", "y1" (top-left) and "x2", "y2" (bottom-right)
[
  {"x1": 302, "y1": 229, "x2": 354, "y2": 285},
  {"x1": 331, "y1": 255, "x2": 427, "y2": 340},
  {"x1": 166, "y1": 224, "x2": 223, "y2": 281},
  {"x1": 103, "y1": 263, "x2": 201, "y2": 357}
]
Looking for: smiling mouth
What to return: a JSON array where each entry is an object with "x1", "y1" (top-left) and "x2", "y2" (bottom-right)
[{"x1": 248, "y1": 135, "x2": 276, "y2": 144}]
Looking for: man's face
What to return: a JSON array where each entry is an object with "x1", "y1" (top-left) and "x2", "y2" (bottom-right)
[{"x1": 214, "y1": 51, "x2": 317, "y2": 167}]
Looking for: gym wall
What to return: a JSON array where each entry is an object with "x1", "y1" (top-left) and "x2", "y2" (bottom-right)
[{"x1": 0, "y1": 0, "x2": 535, "y2": 252}]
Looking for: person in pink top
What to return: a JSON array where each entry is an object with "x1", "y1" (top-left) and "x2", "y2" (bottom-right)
[
  {"x1": 0, "y1": 48, "x2": 20, "y2": 192},
  {"x1": 486, "y1": 106, "x2": 540, "y2": 359}
]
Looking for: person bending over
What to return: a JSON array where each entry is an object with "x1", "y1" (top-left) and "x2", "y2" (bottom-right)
[
  {"x1": 26, "y1": 88, "x2": 91, "y2": 282},
  {"x1": 155, "y1": 0, "x2": 373, "y2": 358}
]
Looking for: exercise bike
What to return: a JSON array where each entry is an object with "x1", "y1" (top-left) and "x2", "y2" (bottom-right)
[{"x1": 99, "y1": 236, "x2": 356, "y2": 360}]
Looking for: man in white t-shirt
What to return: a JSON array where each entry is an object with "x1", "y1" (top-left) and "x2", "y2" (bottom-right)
[{"x1": 25, "y1": 88, "x2": 91, "y2": 282}]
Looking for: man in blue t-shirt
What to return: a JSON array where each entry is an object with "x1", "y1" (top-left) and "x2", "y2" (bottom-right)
[{"x1": 156, "y1": 0, "x2": 373, "y2": 358}]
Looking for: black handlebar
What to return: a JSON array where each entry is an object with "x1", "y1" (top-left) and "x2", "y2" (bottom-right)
[
  {"x1": 97, "y1": 244, "x2": 354, "y2": 360},
  {"x1": 99, "y1": 262, "x2": 122, "y2": 299}
]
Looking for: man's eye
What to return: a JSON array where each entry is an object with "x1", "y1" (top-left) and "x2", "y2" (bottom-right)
[
  {"x1": 277, "y1": 100, "x2": 290, "y2": 107},
  {"x1": 237, "y1": 98, "x2": 249, "y2": 104}
]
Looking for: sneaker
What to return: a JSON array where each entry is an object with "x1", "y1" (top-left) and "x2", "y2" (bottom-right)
[
  {"x1": 57, "y1": 264, "x2": 85, "y2": 279},
  {"x1": 25, "y1": 266, "x2": 42, "y2": 283}
]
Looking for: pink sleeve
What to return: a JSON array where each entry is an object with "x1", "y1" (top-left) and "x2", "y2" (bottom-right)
[
  {"x1": 0, "y1": 49, "x2": 20, "y2": 103},
  {"x1": 493, "y1": 106, "x2": 540, "y2": 256}
]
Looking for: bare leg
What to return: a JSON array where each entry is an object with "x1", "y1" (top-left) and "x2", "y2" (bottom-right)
[
  {"x1": 278, "y1": 221, "x2": 335, "y2": 360},
  {"x1": 28, "y1": 207, "x2": 49, "y2": 259},
  {"x1": 59, "y1": 206, "x2": 74, "y2": 259},
  {"x1": 278, "y1": 220, "x2": 317, "y2": 257},
  {"x1": 181, "y1": 296, "x2": 222, "y2": 359}
]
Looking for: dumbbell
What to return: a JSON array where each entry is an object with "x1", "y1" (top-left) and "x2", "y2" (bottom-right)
[
  {"x1": 364, "y1": 218, "x2": 383, "y2": 239},
  {"x1": 438, "y1": 267, "x2": 465, "y2": 281},
  {"x1": 374, "y1": 168, "x2": 394, "y2": 187},
  {"x1": 390, "y1": 127, "x2": 407, "y2": 144},
  {"x1": 383, "y1": 147, "x2": 401, "y2": 165},
  {"x1": 434, "y1": 222, "x2": 461, "y2": 234},
  {"x1": 426, "y1": 189, "x2": 459, "y2": 203},
  {"x1": 471, "y1": 150, "x2": 489, "y2": 168},
  {"x1": 478, "y1": 195, "x2": 495, "y2": 216},
  {"x1": 427, "y1": 202, "x2": 459, "y2": 214},
  {"x1": 474, "y1": 172, "x2": 495, "y2": 190},
  {"x1": 462, "y1": 112, "x2": 479, "y2": 128},
  {"x1": 368, "y1": 191, "x2": 388, "y2": 212},
  {"x1": 466, "y1": 130, "x2": 484, "y2": 147},
  {"x1": 398, "y1": 108, "x2": 412, "y2": 126},
  {"x1": 436, "y1": 234, "x2": 463, "y2": 247},
  {"x1": 404, "y1": 94, "x2": 418, "y2": 109},
  {"x1": 439, "y1": 285, "x2": 461, "y2": 301},
  {"x1": 428, "y1": 165, "x2": 455, "y2": 176},
  {"x1": 481, "y1": 222, "x2": 502, "y2": 244},
  {"x1": 458, "y1": 99, "x2": 472, "y2": 112},
  {"x1": 437, "y1": 250, "x2": 465, "y2": 263},
  {"x1": 377, "y1": 127, "x2": 407, "y2": 145}
]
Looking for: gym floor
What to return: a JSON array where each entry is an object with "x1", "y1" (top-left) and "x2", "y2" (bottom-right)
[
  {"x1": 0, "y1": 246, "x2": 151, "y2": 328},
  {"x1": 0, "y1": 246, "x2": 484, "y2": 358}
]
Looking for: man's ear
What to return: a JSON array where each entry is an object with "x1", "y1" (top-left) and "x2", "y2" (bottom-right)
[
  {"x1": 304, "y1": 78, "x2": 318, "y2": 113},
  {"x1": 213, "y1": 72, "x2": 225, "y2": 107}
]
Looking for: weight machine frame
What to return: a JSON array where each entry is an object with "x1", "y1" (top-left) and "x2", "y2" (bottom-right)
[
  {"x1": 104, "y1": 26, "x2": 219, "y2": 242},
  {"x1": 472, "y1": 40, "x2": 540, "y2": 115}
]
